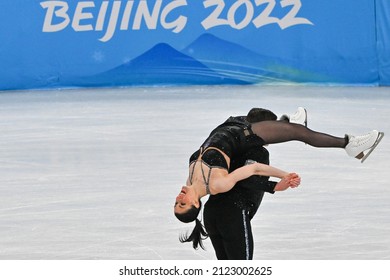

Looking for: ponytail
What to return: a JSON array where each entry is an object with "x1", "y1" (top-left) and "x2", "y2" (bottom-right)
[
  {"x1": 175, "y1": 200, "x2": 209, "y2": 250},
  {"x1": 179, "y1": 218, "x2": 209, "y2": 250}
]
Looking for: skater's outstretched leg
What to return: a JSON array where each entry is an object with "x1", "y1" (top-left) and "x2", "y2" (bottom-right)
[
  {"x1": 251, "y1": 120, "x2": 347, "y2": 148},
  {"x1": 251, "y1": 120, "x2": 383, "y2": 161}
]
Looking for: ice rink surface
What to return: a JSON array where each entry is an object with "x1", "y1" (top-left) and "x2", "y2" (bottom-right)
[{"x1": 0, "y1": 85, "x2": 389, "y2": 260}]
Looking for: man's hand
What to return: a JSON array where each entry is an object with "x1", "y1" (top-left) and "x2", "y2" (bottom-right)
[{"x1": 274, "y1": 173, "x2": 301, "y2": 191}]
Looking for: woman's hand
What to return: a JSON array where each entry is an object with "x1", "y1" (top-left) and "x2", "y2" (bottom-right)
[{"x1": 274, "y1": 173, "x2": 301, "y2": 191}]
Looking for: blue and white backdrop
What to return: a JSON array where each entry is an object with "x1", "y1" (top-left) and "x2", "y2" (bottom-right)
[{"x1": 1, "y1": 0, "x2": 389, "y2": 90}]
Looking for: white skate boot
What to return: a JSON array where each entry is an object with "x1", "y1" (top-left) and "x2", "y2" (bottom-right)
[
  {"x1": 280, "y1": 107, "x2": 307, "y2": 126},
  {"x1": 345, "y1": 130, "x2": 384, "y2": 162}
]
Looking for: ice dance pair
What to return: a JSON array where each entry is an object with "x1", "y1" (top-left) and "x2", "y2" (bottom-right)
[{"x1": 174, "y1": 106, "x2": 384, "y2": 256}]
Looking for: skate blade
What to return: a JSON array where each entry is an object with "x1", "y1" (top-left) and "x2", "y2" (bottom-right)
[
  {"x1": 361, "y1": 132, "x2": 384, "y2": 163},
  {"x1": 355, "y1": 152, "x2": 364, "y2": 160},
  {"x1": 304, "y1": 108, "x2": 308, "y2": 127},
  {"x1": 303, "y1": 108, "x2": 308, "y2": 145}
]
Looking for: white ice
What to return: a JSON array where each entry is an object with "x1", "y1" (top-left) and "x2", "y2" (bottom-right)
[{"x1": 0, "y1": 85, "x2": 389, "y2": 260}]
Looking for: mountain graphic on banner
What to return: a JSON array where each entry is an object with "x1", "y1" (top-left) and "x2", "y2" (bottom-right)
[
  {"x1": 182, "y1": 33, "x2": 328, "y2": 83},
  {"x1": 78, "y1": 42, "x2": 249, "y2": 86}
]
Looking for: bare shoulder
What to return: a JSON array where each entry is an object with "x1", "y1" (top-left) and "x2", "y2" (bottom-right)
[{"x1": 209, "y1": 168, "x2": 236, "y2": 195}]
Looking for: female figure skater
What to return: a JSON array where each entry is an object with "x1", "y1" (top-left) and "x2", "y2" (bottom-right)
[{"x1": 174, "y1": 108, "x2": 382, "y2": 224}]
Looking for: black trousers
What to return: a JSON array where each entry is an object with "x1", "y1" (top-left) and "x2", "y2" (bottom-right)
[
  {"x1": 204, "y1": 199, "x2": 254, "y2": 260},
  {"x1": 204, "y1": 144, "x2": 270, "y2": 260}
]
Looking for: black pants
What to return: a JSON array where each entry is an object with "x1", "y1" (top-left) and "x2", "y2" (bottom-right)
[
  {"x1": 203, "y1": 145, "x2": 270, "y2": 260},
  {"x1": 204, "y1": 199, "x2": 254, "y2": 260}
]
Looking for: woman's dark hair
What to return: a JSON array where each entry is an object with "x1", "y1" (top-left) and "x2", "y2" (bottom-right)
[
  {"x1": 175, "y1": 200, "x2": 209, "y2": 250},
  {"x1": 175, "y1": 201, "x2": 201, "y2": 223},
  {"x1": 179, "y1": 218, "x2": 209, "y2": 250}
]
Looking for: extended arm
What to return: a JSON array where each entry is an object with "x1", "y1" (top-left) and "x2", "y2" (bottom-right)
[
  {"x1": 231, "y1": 162, "x2": 289, "y2": 181},
  {"x1": 212, "y1": 162, "x2": 297, "y2": 194}
]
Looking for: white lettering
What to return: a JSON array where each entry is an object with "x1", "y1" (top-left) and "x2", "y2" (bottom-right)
[
  {"x1": 252, "y1": 0, "x2": 279, "y2": 28},
  {"x1": 201, "y1": 0, "x2": 229, "y2": 30},
  {"x1": 120, "y1": 1, "x2": 135, "y2": 30},
  {"x1": 40, "y1": 0, "x2": 312, "y2": 42},
  {"x1": 228, "y1": 0, "x2": 253, "y2": 30},
  {"x1": 40, "y1": 1, "x2": 70, "y2": 32},
  {"x1": 279, "y1": 0, "x2": 313, "y2": 29},
  {"x1": 201, "y1": 0, "x2": 313, "y2": 30},
  {"x1": 72, "y1": 2, "x2": 95, "y2": 31},
  {"x1": 133, "y1": 0, "x2": 162, "y2": 30},
  {"x1": 99, "y1": 1, "x2": 122, "y2": 42},
  {"x1": 96, "y1": 1, "x2": 109, "y2": 31},
  {"x1": 41, "y1": 0, "x2": 189, "y2": 41},
  {"x1": 161, "y1": 0, "x2": 188, "y2": 33}
]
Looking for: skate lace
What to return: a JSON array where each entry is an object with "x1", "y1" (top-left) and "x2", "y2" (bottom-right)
[{"x1": 353, "y1": 133, "x2": 372, "y2": 146}]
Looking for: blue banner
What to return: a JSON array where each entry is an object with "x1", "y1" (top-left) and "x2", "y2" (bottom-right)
[
  {"x1": 377, "y1": 0, "x2": 390, "y2": 85},
  {"x1": 0, "y1": 0, "x2": 386, "y2": 90}
]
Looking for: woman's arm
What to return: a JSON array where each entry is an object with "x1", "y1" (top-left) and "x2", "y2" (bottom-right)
[
  {"x1": 232, "y1": 162, "x2": 289, "y2": 179},
  {"x1": 212, "y1": 163, "x2": 294, "y2": 194}
]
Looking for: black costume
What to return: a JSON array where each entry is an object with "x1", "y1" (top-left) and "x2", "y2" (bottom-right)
[
  {"x1": 189, "y1": 116, "x2": 266, "y2": 194},
  {"x1": 190, "y1": 116, "x2": 265, "y2": 161},
  {"x1": 203, "y1": 147, "x2": 276, "y2": 260}
]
